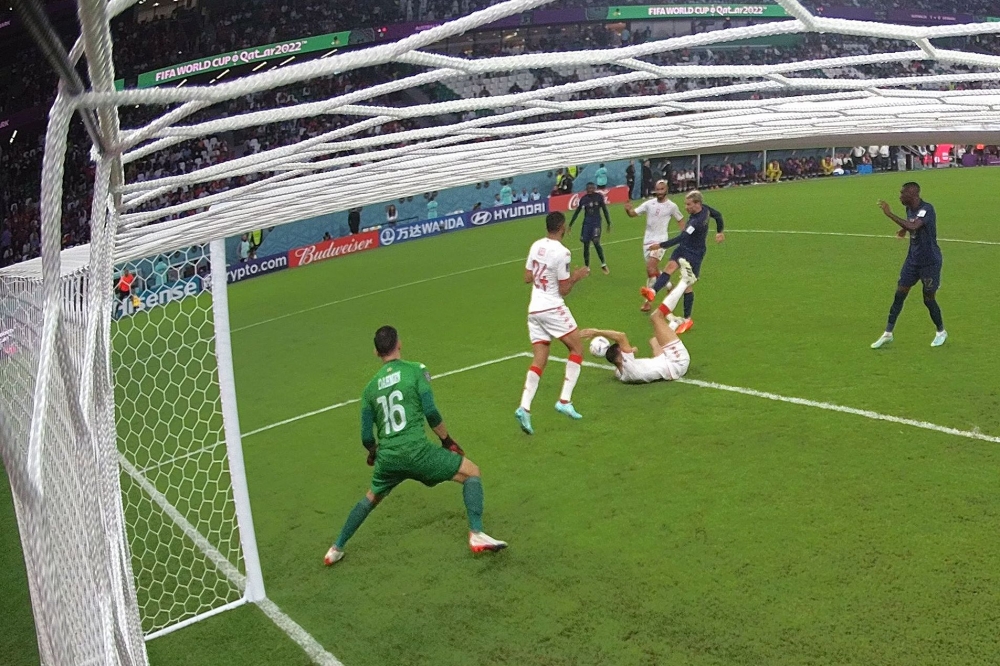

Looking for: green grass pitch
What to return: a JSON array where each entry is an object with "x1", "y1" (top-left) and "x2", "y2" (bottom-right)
[{"x1": 3, "y1": 168, "x2": 1000, "y2": 665}]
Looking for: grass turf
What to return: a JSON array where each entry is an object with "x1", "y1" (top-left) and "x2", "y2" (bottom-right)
[{"x1": 2, "y1": 168, "x2": 1000, "y2": 665}]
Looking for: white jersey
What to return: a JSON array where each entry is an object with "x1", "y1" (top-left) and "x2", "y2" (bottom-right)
[
  {"x1": 615, "y1": 341, "x2": 690, "y2": 384},
  {"x1": 635, "y1": 198, "x2": 683, "y2": 245},
  {"x1": 526, "y1": 237, "x2": 571, "y2": 313}
]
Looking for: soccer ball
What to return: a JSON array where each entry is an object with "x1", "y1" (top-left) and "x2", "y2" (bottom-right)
[{"x1": 589, "y1": 336, "x2": 611, "y2": 359}]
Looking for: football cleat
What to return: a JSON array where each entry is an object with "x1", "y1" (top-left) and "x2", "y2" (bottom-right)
[
  {"x1": 931, "y1": 330, "x2": 948, "y2": 347},
  {"x1": 601, "y1": 264, "x2": 610, "y2": 275},
  {"x1": 323, "y1": 547, "x2": 345, "y2": 566},
  {"x1": 639, "y1": 286, "x2": 656, "y2": 302},
  {"x1": 514, "y1": 407, "x2": 534, "y2": 435},
  {"x1": 555, "y1": 401, "x2": 583, "y2": 420},
  {"x1": 677, "y1": 257, "x2": 698, "y2": 286},
  {"x1": 870, "y1": 332, "x2": 894, "y2": 349},
  {"x1": 675, "y1": 318, "x2": 694, "y2": 335},
  {"x1": 469, "y1": 531, "x2": 508, "y2": 554}
]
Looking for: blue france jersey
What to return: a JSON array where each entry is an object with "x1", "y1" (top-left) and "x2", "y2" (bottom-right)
[
  {"x1": 675, "y1": 205, "x2": 724, "y2": 257},
  {"x1": 575, "y1": 192, "x2": 609, "y2": 225},
  {"x1": 904, "y1": 201, "x2": 941, "y2": 265}
]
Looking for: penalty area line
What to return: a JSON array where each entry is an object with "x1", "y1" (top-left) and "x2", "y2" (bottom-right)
[
  {"x1": 546, "y1": 355, "x2": 1000, "y2": 445},
  {"x1": 241, "y1": 352, "x2": 527, "y2": 438},
  {"x1": 730, "y1": 229, "x2": 1000, "y2": 246}
]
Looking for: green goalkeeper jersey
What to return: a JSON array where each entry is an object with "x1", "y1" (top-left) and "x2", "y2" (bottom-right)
[{"x1": 360, "y1": 359, "x2": 441, "y2": 450}]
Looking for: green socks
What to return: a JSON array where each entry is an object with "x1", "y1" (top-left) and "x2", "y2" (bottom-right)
[
  {"x1": 463, "y1": 477, "x2": 484, "y2": 532},
  {"x1": 335, "y1": 496, "x2": 375, "y2": 549}
]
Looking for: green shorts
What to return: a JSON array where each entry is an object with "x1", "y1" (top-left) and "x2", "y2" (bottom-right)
[{"x1": 370, "y1": 438, "x2": 463, "y2": 497}]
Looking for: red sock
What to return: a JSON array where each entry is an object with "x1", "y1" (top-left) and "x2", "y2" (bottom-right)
[{"x1": 658, "y1": 304, "x2": 671, "y2": 315}]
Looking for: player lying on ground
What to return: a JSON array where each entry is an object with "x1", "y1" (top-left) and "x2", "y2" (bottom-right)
[
  {"x1": 582, "y1": 259, "x2": 697, "y2": 383},
  {"x1": 324, "y1": 326, "x2": 507, "y2": 566}
]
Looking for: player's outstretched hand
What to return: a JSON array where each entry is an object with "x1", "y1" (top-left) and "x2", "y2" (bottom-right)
[
  {"x1": 647, "y1": 243, "x2": 660, "y2": 251},
  {"x1": 580, "y1": 328, "x2": 597, "y2": 339},
  {"x1": 715, "y1": 232, "x2": 725, "y2": 244},
  {"x1": 877, "y1": 200, "x2": 892, "y2": 216},
  {"x1": 896, "y1": 228, "x2": 907, "y2": 238},
  {"x1": 366, "y1": 447, "x2": 377, "y2": 466},
  {"x1": 624, "y1": 202, "x2": 634, "y2": 214},
  {"x1": 572, "y1": 266, "x2": 591, "y2": 281}
]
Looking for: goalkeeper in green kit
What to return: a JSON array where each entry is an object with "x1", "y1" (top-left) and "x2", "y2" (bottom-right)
[{"x1": 324, "y1": 326, "x2": 507, "y2": 566}]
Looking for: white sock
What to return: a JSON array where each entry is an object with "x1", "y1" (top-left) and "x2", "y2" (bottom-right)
[
  {"x1": 559, "y1": 355, "x2": 583, "y2": 403},
  {"x1": 646, "y1": 276, "x2": 657, "y2": 289},
  {"x1": 660, "y1": 280, "x2": 690, "y2": 314},
  {"x1": 520, "y1": 366, "x2": 542, "y2": 411},
  {"x1": 669, "y1": 318, "x2": 680, "y2": 331}
]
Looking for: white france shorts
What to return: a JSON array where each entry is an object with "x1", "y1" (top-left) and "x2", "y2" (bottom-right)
[{"x1": 527, "y1": 305, "x2": 578, "y2": 345}]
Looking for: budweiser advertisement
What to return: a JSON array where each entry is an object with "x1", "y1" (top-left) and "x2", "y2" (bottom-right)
[
  {"x1": 548, "y1": 185, "x2": 630, "y2": 212},
  {"x1": 288, "y1": 230, "x2": 380, "y2": 268}
]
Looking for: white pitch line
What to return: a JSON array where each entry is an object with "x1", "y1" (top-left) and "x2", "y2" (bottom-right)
[
  {"x1": 544, "y1": 354, "x2": 1000, "y2": 445},
  {"x1": 241, "y1": 352, "x2": 527, "y2": 438},
  {"x1": 231, "y1": 235, "x2": 643, "y2": 333},
  {"x1": 730, "y1": 229, "x2": 1000, "y2": 246},
  {"x1": 121, "y1": 453, "x2": 343, "y2": 665},
  {"x1": 233, "y1": 228, "x2": 998, "y2": 334}
]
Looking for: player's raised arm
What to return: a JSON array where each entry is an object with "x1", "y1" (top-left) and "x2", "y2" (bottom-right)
[
  {"x1": 878, "y1": 199, "x2": 924, "y2": 231},
  {"x1": 623, "y1": 201, "x2": 640, "y2": 218},
  {"x1": 580, "y1": 328, "x2": 636, "y2": 353}
]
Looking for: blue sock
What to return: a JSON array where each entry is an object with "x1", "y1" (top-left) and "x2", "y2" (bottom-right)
[
  {"x1": 683, "y1": 292, "x2": 695, "y2": 319},
  {"x1": 886, "y1": 290, "x2": 908, "y2": 332},
  {"x1": 924, "y1": 295, "x2": 943, "y2": 331},
  {"x1": 652, "y1": 272, "x2": 671, "y2": 292}
]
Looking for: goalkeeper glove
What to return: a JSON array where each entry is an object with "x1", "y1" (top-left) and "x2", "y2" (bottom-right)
[{"x1": 441, "y1": 435, "x2": 464, "y2": 456}]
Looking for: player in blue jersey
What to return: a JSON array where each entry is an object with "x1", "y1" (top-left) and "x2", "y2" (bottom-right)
[
  {"x1": 569, "y1": 182, "x2": 613, "y2": 275},
  {"x1": 871, "y1": 182, "x2": 947, "y2": 348},
  {"x1": 640, "y1": 190, "x2": 724, "y2": 333}
]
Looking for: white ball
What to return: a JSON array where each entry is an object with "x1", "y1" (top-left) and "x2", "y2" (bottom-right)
[{"x1": 589, "y1": 336, "x2": 611, "y2": 359}]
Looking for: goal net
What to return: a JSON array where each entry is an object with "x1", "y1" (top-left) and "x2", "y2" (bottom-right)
[{"x1": 6, "y1": 0, "x2": 1000, "y2": 663}]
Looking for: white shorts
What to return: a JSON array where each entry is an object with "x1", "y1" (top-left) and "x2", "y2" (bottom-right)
[
  {"x1": 659, "y1": 340, "x2": 691, "y2": 380},
  {"x1": 644, "y1": 246, "x2": 665, "y2": 263},
  {"x1": 527, "y1": 305, "x2": 578, "y2": 344}
]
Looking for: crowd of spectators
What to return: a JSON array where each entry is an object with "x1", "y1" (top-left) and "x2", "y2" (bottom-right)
[{"x1": 4, "y1": 0, "x2": 1000, "y2": 268}]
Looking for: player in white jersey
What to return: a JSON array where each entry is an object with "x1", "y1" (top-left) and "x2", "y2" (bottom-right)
[
  {"x1": 581, "y1": 258, "x2": 697, "y2": 384},
  {"x1": 516, "y1": 212, "x2": 590, "y2": 435},
  {"x1": 623, "y1": 180, "x2": 684, "y2": 311}
]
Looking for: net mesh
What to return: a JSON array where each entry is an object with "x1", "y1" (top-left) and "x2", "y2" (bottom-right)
[
  {"x1": 0, "y1": 261, "x2": 147, "y2": 666},
  {"x1": 9, "y1": 0, "x2": 1000, "y2": 662},
  {"x1": 111, "y1": 245, "x2": 246, "y2": 636},
  {"x1": 89, "y1": 0, "x2": 1000, "y2": 262}
]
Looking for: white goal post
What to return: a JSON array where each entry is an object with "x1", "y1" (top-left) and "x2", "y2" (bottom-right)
[{"x1": 6, "y1": 0, "x2": 1000, "y2": 663}]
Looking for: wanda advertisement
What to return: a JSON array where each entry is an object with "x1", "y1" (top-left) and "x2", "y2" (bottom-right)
[
  {"x1": 287, "y1": 230, "x2": 380, "y2": 268},
  {"x1": 548, "y1": 185, "x2": 630, "y2": 212}
]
